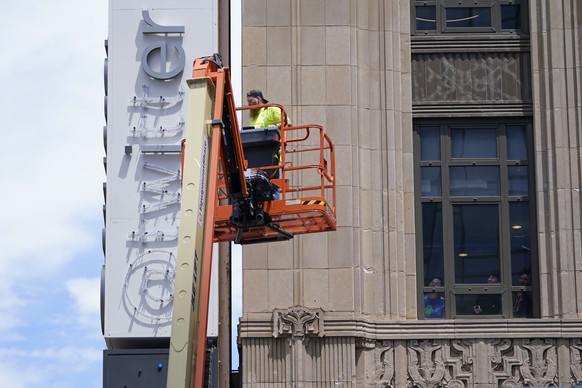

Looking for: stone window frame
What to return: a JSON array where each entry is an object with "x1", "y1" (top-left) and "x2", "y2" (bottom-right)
[{"x1": 413, "y1": 118, "x2": 539, "y2": 319}]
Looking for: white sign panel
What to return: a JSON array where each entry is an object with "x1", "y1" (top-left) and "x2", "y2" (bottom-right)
[{"x1": 103, "y1": 0, "x2": 218, "y2": 347}]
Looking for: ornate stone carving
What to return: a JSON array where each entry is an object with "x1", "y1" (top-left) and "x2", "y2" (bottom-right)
[
  {"x1": 272, "y1": 305, "x2": 324, "y2": 338},
  {"x1": 376, "y1": 340, "x2": 394, "y2": 387},
  {"x1": 571, "y1": 338, "x2": 582, "y2": 385},
  {"x1": 412, "y1": 52, "x2": 530, "y2": 104},
  {"x1": 519, "y1": 339, "x2": 558, "y2": 387},
  {"x1": 356, "y1": 337, "x2": 377, "y2": 349},
  {"x1": 408, "y1": 340, "x2": 446, "y2": 388},
  {"x1": 491, "y1": 339, "x2": 522, "y2": 386},
  {"x1": 445, "y1": 340, "x2": 474, "y2": 387}
]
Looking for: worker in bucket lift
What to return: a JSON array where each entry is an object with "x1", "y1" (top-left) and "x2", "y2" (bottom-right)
[
  {"x1": 245, "y1": 90, "x2": 291, "y2": 187},
  {"x1": 246, "y1": 89, "x2": 289, "y2": 129}
]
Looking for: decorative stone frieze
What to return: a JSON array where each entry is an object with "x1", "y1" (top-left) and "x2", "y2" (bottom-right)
[
  {"x1": 519, "y1": 339, "x2": 558, "y2": 387},
  {"x1": 272, "y1": 305, "x2": 324, "y2": 339},
  {"x1": 367, "y1": 338, "x2": 570, "y2": 387},
  {"x1": 408, "y1": 340, "x2": 446, "y2": 388},
  {"x1": 357, "y1": 337, "x2": 377, "y2": 350},
  {"x1": 375, "y1": 340, "x2": 395, "y2": 387},
  {"x1": 572, "y1": 338, "x2": 582, "y2": 385}
]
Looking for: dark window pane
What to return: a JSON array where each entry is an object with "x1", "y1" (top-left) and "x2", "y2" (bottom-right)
[
  {"x1": 446, "y1": 7, "x2": 492, "y2": 28},
  {"x1": 451, "y1": 128, "x2": 497, "y2": 158},
  {"x1": 507, "y1": 125, "x2": 527, "y2": 160},
  {"x1": 420, "y1": 126, "x2": 440, "y2": 160},
  {"x1": 510, "y1": 201, "x2": 532, "y2": 284},
  {"x1": 450, "y1": 166, "x2": 500, "y2": 196},
  {"x1": 501, "y1": 4, "x2": 521, "y2": 30},
  {"x1": 422, "y1": 203, "x2": 444, "y2": 284},
  {"x1": 453, "y1": 204, "x2": 500, "y2": 284},
  {"x1": 455, "y1": 294, "x2": 478, "y2": 315},
  {"x1": 513, "y1": 291, "x2": 533, "y2": 317},
  {"x1": 416, "y1": 6, "x2": 437, "y2": 31},
  {"x1": 455, "y1": 294, "x2": 502, "y2": 315},
  {"x1": 473, "y1": 293, "x2": 502, "y2": 315},
  {"x1": 508, "y1": 166, "x2": 529, "y2": 196},
  {"x1": 421, "y1": 167, "x2": 441, "y2": 196}
]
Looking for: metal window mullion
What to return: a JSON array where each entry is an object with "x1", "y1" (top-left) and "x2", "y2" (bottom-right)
[
  {"x1": 522, "y1": 0, "x2": 530, "y2": 33},
  {"x1": 448, "y1": 159, "x2": 500, "y2": 166},
  {"x1": 526, "y1": 121, "x2": 539, "y2": 317},
  {"x1": 498, "y1": 123, "x2": 513, "y2": 318},
  {"x1": 411, "y1": 1, "x2": 417, "y2": 35},
  {"x1": 441, "y1": 123, "x2": 456, "y2": 317},
  {"x1": 491, "y1": 0, "x2": 501, "y2": 32},
  {"x1": 449, "y1": 196, "x2": 501, "y2": 203},
  {"x1": 438, "y1": 1, "x2": 446, "y2": 33}
]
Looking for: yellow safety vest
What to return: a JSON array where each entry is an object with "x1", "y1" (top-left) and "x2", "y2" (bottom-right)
[{"x1": 250, "y1": 107, "x2": 282, "y2": 128}]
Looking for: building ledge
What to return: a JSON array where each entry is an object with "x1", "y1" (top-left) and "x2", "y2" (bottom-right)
[{"x1": 239, "y1": 311, "x2": 582, "y2": 339}]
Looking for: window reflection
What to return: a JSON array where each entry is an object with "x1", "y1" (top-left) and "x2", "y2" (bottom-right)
[
  {"x1": 450, "y1": 166, "x2": 500, "y2": 196},
  {"x1": 510, "y1": 202, "x2": 531, "y2": 280},
  {"x1": 421, "y1": 167, "x2": 441, "y2": 196},
  {"x1": 420, "y1": 126, "x2": 440, "y2": 160},
  {"x1": 508, "y1": 166, "x2": 528, "y2": 196},
  {"x1": 507, "y1": 125, "x2": 527, "y2": 160},
  {"x1": 416, "y1": 6, "x2": 436, "y2": 31},
  {"x1": 422, "y1": 203, "x2": 444, "y2": 284},
  {"x1": 501, "y1": 4, "x2": 521, "y2": 30},
  {"x1": 453, "y1": 204, "x2": 500, "y2": 284},
  {"x1": 451, "y1": 128, "x2": 497, "y2": 158},
  {"x1": 446, "y1": 7, "x2": 492, "y2": 28}
]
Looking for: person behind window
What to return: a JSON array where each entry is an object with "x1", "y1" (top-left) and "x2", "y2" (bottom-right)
[
  {"x1": 424, "y1": 277, "x2": 445, "y2": 318},
  {"x1": 473, "y1": 273, "x2": 501, "y2": 315},
  {"x1": 513, "y1": 270, "x2": 533, "y2": 318}
]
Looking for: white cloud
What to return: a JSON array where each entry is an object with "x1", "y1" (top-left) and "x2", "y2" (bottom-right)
[
  {"x1": 0, "y1": 346, "x2": 102, "y2": 388},
  {"x1": 0, "y1": 0, "x2": 106, "y2": 276},
  {"x1": 66, "y1": 277, "x2": 101, "y2": 326},
  {"x1": 0, "y1": 2, "x2": 108, "y2": 387},
  {"x1": 0, "y1": 282, "x2": 27, "y2": 333}
]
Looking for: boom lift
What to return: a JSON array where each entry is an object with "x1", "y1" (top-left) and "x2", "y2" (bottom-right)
[{"x1": 167, "y1": 54, "x2": 336, "y2": 388}]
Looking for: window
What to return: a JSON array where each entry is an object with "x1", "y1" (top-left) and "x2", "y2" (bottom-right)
[
  {"x1": 412, "y1": 0, "x2": 529, "y2": 34},
  {"x1": 415, "y1": 120, "x2": 537, "y2": 319}
]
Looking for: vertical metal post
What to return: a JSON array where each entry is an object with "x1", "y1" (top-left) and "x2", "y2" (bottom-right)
[
  {"x1": 218, "y1": 242, "x2": 232, "y2": 387},
  {"x1": 193, "y1": 125, "x2": 222, "y2": 388},
  {"x1": 218, "y1": 2, "x2": 232, "y2": 386},
  {"x1": 166, "y1": 77, "x2": 215, "y2": 388}
]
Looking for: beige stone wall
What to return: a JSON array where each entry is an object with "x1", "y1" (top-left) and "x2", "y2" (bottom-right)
[
  {"x1": 239, "y1": 0, "x2": 582, "y2": 386},
  {"x1": 242, "y1": 0, "x2": 415, "y2": 320},
  {"x1": 530, "y1": 0, "x2": 582, "y2": 319}
]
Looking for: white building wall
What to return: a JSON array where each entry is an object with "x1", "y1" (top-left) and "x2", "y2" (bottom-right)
[{"x1": 103, "y1": 0, "x2": 218, "y2": 347}]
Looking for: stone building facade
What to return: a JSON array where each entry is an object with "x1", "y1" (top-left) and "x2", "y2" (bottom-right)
[{"x1": 239, "y1": 1, "x2": 582, "y2": 386}]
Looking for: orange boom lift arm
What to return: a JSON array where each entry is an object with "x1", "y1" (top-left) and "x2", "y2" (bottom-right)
[{"x1": 167, "y1": 53, "x2": 336, "y2": 388}]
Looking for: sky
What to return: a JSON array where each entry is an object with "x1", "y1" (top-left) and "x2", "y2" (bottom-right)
[{"x1": 0, "y1": 1, "x2": 242, "y2": 387}]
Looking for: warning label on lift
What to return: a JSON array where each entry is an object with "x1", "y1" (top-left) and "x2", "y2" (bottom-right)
[
  {"x1": 285, "y1": 199, "x2": 327, "y2": 207},
  {"x1": 301, "y1": 200, "x2": 325, "y2": 206}
]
